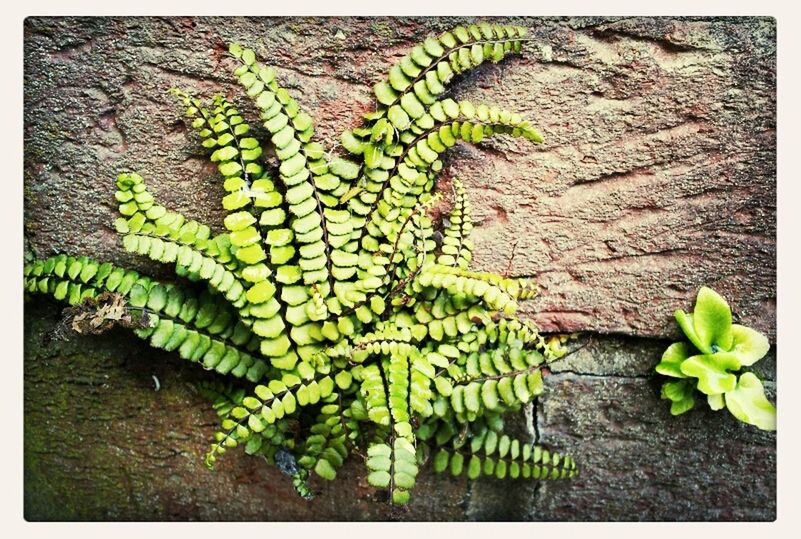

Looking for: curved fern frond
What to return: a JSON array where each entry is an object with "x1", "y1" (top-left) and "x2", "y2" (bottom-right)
[
  {"x1": 416, "y1": 264, "x2": 520, "y2": 316},
  {"x1": 121, "y1": 233, "x2": 247, "y2": 304},
  {"x1": 114, "y1": 173, "x2": 231, "y2": 263},
  {"x1": 197, "y1": 380, "x2": 310, "y2": 471},
  {"x1": 370, "y1": 23, "x2": 529, "y2": 127},
  {"x1": 423, "y1": 336, "x2": 545, "y2": 422},
  {"x1": 24, "y1": 255, "x2": 272, "y2": 382},
  {"x1": 170, "y1": 90, "x2": 283, "y2": 282},
  {"x1": 169, "y1": 88, "x2": 219, "y2": 149},
  {"x1": 229, "y1": 44, "x2": 334, "y2": 291},
  {"x1": 196, "y1": 379, "x2": 249, "y2": 418},
  {"x1": 357, "y1": 99, "x2": 542, "y2": 235}
]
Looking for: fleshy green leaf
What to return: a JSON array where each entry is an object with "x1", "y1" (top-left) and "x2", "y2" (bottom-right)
[
  {"x1": 368, "y1": 470, "x2": 391, "y2": 488},
  {"x1": 388, "y1": 105, "x2": 411, "y2": 130},
  {"x1": 655, "y1": 342, "x2": 692, "y2": 378},
  {"x1": 729, "y1": 324, "x2": 770, "y2": 366},
  {"x1": 692, "y1": 287, "x2": 733, "y2": 351},
  {"x1": 679, "y1": 353, "x2": 740, "y2": 395},
  {"x1": 675, "y1": 310, "x2": 709, "y2": 354},
  {"x1": 724, "y1": 372, "x2": 776, "y2": 431},
  {"x1": 314, "y1": 458, "x2": 337, "y2": 480},
  {"x1": 707, "y1": 393, "x2": 725, "y2": 411},
  {"x1": 374, "y1": 82, "x2": 398, "y2": 106},
  {"x1": 661, "y1": 379, "x2": 695, "y2": 415}
]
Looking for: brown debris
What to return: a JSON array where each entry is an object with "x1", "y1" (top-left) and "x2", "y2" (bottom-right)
[{"x1": 56, "y1": 292, "x2": 151, "y2": 340}]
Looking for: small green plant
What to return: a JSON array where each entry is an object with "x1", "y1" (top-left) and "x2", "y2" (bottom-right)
[
  {"x1": 655, "y1": 286, "x2": 776, "y2": 431},
  {"x1": 24, "y1": 23, "x2": 579, "y2": 505}
]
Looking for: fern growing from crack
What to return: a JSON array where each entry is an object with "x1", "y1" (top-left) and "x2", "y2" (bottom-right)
[{"x1": 24, "y1": 22, "x2": 579, "y2": 505}]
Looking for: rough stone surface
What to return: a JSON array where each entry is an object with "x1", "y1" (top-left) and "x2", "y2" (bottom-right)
[
  {"x1": 536, "y1": 373, "x2": 776, "y2": 521},
  {"x1": 23, "y1": 17, "x2": 776, "y2": 521}
]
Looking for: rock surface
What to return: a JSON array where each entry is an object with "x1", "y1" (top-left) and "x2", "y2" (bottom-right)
[{"x1": 23, "y1": 16, "x2": 776, "y2": 521}]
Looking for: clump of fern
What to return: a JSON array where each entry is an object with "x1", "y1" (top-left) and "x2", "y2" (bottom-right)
[{"x1": 24, "y1": 22, "x2": 578, "y2": 504}]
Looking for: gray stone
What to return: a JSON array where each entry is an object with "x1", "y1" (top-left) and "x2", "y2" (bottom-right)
[{"x1": 535, "y1": 373, "x2": 776, "y2": 521}]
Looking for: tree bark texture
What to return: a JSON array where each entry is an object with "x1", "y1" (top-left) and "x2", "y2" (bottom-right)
[{"x1": 23, "y1": 16, "x2": 776, "y2": 521}]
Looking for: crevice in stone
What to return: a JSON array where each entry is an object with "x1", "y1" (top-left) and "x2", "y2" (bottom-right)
[
  {"x1": 527, "y1": 400, "x2": 540, "y2": 444},
  {"x1": 462, "y1": 471, "x2": 475, "y2": 520},
  {"x1": 528, "y1": 399, "x2": 544, "y2": 520},
  {"x1": 547, "y1": 370, "x2": 652, "y2": 380}
]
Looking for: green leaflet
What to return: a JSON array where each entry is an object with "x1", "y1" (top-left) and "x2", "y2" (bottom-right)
[
  {"x1": 374, "y1": 82, "x2": 398, "y2": 106},
  {"x1": 388, "y1": 105, "x2": 411, "y2": 130},
  {"x1": 724, "y1": 373, "x2": 776, "y2": 431},
  {"x1": 692, "y1": 287, "x2": 733, "y2": 351},
  {"x1": 661, "y1": 379, "x2": 696, "y2": 415},
  {"x1": 655, "y1": 342, "x2": 692, "y2": 378},
  {"x1": 400, "y1": 93, "x2": 425, "y2": 119},
  {"x1": 729, "y1": 324, "x2": 770, "y2": 366},
  {"x1": 341, "y1": 130, "x2": 366, "y2": 155}
]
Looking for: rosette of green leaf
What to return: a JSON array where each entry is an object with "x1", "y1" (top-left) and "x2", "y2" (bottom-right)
[{"x1": 655, "y1": 287, "x2": 774, "y2": 430}]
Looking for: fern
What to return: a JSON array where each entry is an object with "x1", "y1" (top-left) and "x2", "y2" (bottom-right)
[{"x1": 24, "y1": 23, "x2": 579, "y2": 505}]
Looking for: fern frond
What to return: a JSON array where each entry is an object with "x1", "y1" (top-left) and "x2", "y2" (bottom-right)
[
  {"x1": 423, "y1": 337, "x2": 545, "y2": 422},
  {"x1": 358, "y1": 99, "x2": 542, "y2": 232},
  {"x1": 370, "y1": 24, "x2": 529, "y2": 130},
  {"x1": 385, "y1": 353, "x2": 414, "y2": 440},
  {"x1": 431, "y1": 433, "x2": 578, "y2": 481},
  {"x1": 196, "y1": 379, "x2": 249, "y2": 417},
  {"x1": 358, "y1": 363, "x2": 390, "y2": 427},
  {"x1": 205, "y1": 370, "x2": 338, "y2": 467},
  {"x1": 121, "y1": 233, "x2": 246, "y2": 303},
  {"x1": 24, "y1": 254, "x2": 272, "y2": 381},
  {"x1": 229, "y1": 45, "x2": 334, "y2": 287},
  {"x1": 297, "y1": 396, "x2": 351, "y2": 481},
  {"x1": 367, "y1": 436, "x2": 420, "y2": 505},
  {"x1": 437, "y1": 179, "x2": 473, "y2": 268},
  {"x1": 114, "y1": 173, "x2": 228, "y2": 261},
  {"x1": 416, "y1": 265, "x2": 517, "y2": 315}
]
